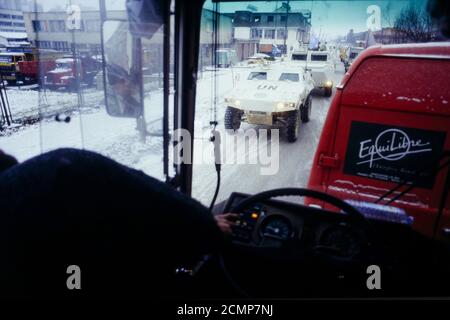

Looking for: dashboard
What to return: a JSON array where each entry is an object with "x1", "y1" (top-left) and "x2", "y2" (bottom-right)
[
  {"x1": 223, "y1": 192, "x2": 370, "y2": 260},
  {"x1": 218, "y1": 192, "x2": 449, "y2": 297}
]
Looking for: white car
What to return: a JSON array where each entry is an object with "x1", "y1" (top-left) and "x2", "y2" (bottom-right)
[
  {"x1": 289, "y1": 49, "x2": 336, "y2": 97},
  {"x1": 224, "y1": 66, "x2": 314, "y2": 142}
]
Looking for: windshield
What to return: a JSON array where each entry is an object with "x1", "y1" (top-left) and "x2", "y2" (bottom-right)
[
  {"x1": 279, "y1": 73, "x2": 300, "y2": 82},
  {"x1": 0, "y1": 56, "x2": 13, "y2": 63},
  {"x1": 0, "y1": 0, "x2": 448, "y2": 212},
  {"x1": 55, "y1": 62, "x2": 72, "y2": 69},
  {"x1": 247, "y1": 71, "x2": 267, "y2": 80},
  {"x1": 310, "y1": 54, "x2": 328, "y2": 61},
  {"x1": 292, "y1": 53, "x2": 307, "y2": 61},
  {"x1": 192, "y1": 0, "x2": 450, "y2": 208},
  {"x1": 0, "y1": 0, "x2": 173, "y2": 182}
]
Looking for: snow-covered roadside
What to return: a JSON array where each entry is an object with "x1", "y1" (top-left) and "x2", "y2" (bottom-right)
[
  {"x1": 0, "y1": 69, "x2": 234, "y2": 179},
  {"x1": 5, "y1": 87, "x2": 105, "y2": 122}
]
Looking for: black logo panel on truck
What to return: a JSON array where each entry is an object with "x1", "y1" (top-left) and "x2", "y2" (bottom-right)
[{"x1": 343, "y1": 122, "x2": 447, "y2": 189}]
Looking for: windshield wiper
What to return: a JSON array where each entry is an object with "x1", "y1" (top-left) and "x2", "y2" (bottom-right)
[
  {"x1": 375, "y1": 151, "x2": 450, "y2": 238},
  {"x1": 375, "y1": 150, "x2": 450, "y2": 206}
]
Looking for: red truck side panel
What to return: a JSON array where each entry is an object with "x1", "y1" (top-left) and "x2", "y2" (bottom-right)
[{"x1": 308, "y1": 45, "x2": 450, "y2": 241}]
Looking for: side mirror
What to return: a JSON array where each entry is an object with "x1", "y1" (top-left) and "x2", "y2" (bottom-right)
[{"x1": 101, "y1": 20, "x2": 143, "y2": 118}]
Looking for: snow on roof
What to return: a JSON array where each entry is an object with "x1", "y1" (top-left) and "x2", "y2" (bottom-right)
[{"x1": 0, "y1": 32, "x2": 28, "y2": 40}]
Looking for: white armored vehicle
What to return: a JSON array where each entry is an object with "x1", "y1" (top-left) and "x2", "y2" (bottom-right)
[
  {"x1": 343, "y1": 46, "x2": 364, "y2": 72},
  {"x1": 224, "y1": 66, "x2": 314, "y2": 142},
  {"x1": 290, "y1": 48, "x2": 336, "y2": 97}
]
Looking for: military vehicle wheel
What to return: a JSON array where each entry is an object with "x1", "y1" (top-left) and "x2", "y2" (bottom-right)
[
  {"x1": 286, "y1": 110, "x2": 300, "y2": 142},
  {"x1": 225, "y1": 106, "x2": 242, "y2": 131},
  {"x1": 301, "y1": 95, "x2": 312, "y2": 123}
]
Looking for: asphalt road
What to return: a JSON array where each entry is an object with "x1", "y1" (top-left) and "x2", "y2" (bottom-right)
[{"x1": 192, "y1": 63, "x2": 346, "y2": 206}]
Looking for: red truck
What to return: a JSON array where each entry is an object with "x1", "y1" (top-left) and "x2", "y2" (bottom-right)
[
  {"x1": 307, "y1": 42, "x2": 450, "y2": 243},
  {"x1": 43, "y1": 56, "x2": 101, "y2": 90},
  {"x1": 12, "y1": 49, "x2": 65, "y2": 85}
]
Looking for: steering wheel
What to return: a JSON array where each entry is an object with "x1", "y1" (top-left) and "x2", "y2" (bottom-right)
[
  {"x1": 232, "y1": 187, "x2": 370, "y2": 224},
  {"x1": 230, "y1": 187, "x2": 376, "y2": 253},
  {"x1": 219, "y1": 188, "x2": 376, "y2": 297}
]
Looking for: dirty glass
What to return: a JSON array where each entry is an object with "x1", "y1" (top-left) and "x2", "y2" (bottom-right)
[{"x1": 0, "y1": 0, "x2": 173, "y2": 181}]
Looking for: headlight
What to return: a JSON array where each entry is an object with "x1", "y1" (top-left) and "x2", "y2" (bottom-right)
[
  {"x1": 276, "y1": 102, "x2": 295, "y2": 111},
  {"x1": 324, "y1": 80, "x2": 333, "y2": 87}
]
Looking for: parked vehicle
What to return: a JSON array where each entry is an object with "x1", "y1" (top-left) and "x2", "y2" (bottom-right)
[
  {"x1": 307, "y1": 42, "x2": 450, "y2": 243},
  {"x1": 44, "y1": 56, "x2": 101, "y2": 90},
  {"x1": 16, "y1": 50, "x2": 65, "y2": 85},
  {"x1": 224, "y1": 66, "x2": 314, "y2": 142}
]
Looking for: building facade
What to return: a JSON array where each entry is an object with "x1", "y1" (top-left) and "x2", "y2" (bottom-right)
[
  {"x1": 0, "y1": 0, "x2": 27, "y2": 33},
  {"x1": 232, "y1": 9, "x2": 311, "y2": 56},
  {"x1": 23, "y1": 10, "x2": 126, "y2": 54}
]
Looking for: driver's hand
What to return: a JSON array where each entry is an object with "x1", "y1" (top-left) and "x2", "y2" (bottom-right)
[{"x1": 215, "y1": 213, "x2": 238, "y2": 235}]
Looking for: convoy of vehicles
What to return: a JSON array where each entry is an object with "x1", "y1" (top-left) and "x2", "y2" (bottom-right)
[{"x1": 224, "y1": 66, "x2": 314, "y2": 142}]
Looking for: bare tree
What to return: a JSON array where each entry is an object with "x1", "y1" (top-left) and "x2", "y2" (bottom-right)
[{"x1": 394, "y1": 5, "x2": 436, "y2": 43}]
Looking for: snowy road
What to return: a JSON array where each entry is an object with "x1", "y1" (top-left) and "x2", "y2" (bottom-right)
[{"x1": 192, "y1": 64, "x2": 346, "y2": 206}]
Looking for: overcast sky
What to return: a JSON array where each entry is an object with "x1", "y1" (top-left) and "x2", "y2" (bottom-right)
[
  {"x1": 29, "y1": 0, "x2": 429, "y2": 39},
  {"x1": 205, "y1": 0, "x2": 427, "y2": 39}
]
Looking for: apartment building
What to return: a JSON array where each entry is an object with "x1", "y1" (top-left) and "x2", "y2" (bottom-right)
[
  {"x1": 0, "y1": 0, "x2": 27, "y2": 33},
  {"x1": 23, "y1": 10, "x2": 126, "y2": 54},
  {"x1": 232, "y1": 9, "x2": 311, "y2": 55}
]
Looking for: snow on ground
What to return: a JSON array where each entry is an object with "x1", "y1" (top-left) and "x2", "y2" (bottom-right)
[
  {"x1": 0, "y1": 63, "x2": 345, "y2": 206},
  {"x1": 6, "y1": 86, "x2": 105, "y2": 121}
]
